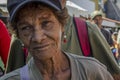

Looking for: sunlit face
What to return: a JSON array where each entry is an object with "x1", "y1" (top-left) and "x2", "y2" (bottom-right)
[
  {"x1": 16, "y1": 5, "x2": 63, "y2": 60},
  {"x1": 93, "y1": 15, "x2": 103, "y2": 26}
]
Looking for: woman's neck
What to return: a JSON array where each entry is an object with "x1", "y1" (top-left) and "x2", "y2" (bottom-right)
[{"x1": 34, "y1": 52, "x2": 70, "y2": 77}]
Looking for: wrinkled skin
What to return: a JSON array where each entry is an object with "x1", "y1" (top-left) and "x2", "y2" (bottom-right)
[{"x1": 16, "y1": 4, "x2": 70, "y2": 80}]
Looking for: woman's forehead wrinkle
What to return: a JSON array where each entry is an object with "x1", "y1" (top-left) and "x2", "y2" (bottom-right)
[
  {"x1": 38, "y1": 12, "x2": 52, "y2": 20},
  {"x1": 43, "y1": 13, "x2": 52, "y2": 19}
]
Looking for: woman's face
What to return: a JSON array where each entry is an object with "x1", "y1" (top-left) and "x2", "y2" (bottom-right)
[{"x1": 16, "y1": 5, "x2": 63, "y2": 60}]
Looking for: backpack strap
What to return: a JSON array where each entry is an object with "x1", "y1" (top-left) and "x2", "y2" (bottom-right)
[
  {"x1": 74, "y1": 17, "x2": 91, "y2": 56},
  {"x1": 20, "y1": 64, "x2": 30, "y2": 80}
]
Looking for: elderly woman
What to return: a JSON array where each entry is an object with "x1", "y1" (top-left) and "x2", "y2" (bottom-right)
[{"x1": 1, "y1": 0, "x2": 113, "y2": 80}]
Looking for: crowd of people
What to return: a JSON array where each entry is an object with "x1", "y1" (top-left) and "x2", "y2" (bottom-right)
[{"x1": 0, "y1": 0, "x2": 120, "y2": 80}]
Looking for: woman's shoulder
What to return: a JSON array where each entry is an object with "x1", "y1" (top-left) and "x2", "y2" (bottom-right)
[
  {"x1": 67, "y1": 53, "x2": 113, "y2": 80},
  {"x1": 68, "y1": 53, "x2": 106, "y2": 69}
]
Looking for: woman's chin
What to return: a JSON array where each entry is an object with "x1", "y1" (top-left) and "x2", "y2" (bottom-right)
[{"x1": 32, "y1": 51, "x2": 54, "y2": 60}]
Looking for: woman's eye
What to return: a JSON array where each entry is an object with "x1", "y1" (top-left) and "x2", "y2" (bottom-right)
[
  {"x1": 21, "y1": 26, "x2": 32, "y2": 30},
  {"x1": 42, "y1": 21, "x2": 53, "y2": 30},
  {"x1": 42, "y1": 21, "x2": 49, "y2": 25}
]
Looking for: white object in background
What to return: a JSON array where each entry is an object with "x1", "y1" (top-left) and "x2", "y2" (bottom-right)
[{"x1": 66, "y1": 1, "x2": 87, "y2": 11}]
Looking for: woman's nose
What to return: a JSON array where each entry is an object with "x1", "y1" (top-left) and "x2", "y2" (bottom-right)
[{"x1": 31, "y1": 29, "x2": 46, "y2": 43}]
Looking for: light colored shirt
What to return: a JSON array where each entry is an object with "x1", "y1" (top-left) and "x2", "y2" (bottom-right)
[{"x1": 0, "y1": 52, "x2": 113, "y2": 80}]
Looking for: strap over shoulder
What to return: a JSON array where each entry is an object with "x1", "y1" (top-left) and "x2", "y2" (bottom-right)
[{"x1": 74, "y1": 17, "x2": 91, "y2": 56}]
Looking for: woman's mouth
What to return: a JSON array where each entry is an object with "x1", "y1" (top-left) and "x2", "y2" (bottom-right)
[{"x1": 33, "y1": 44, "x2": 50, "y2": 51}]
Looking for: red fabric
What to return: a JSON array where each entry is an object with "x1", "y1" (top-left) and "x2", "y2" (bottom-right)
[
  {"x1": 74, "y1": 17, "x2": 91, "y2": 56},
  {"x1": 23, "y1": 48, "x2": 28, "y2": 58},
  {"x1": 0, "y1": 20, "x2": 11, "y2": 67}
]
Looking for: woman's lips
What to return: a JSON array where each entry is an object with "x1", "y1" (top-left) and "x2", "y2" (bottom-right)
[{"x1": 33, "y1": 44, "x2": 50, "y2": 50}]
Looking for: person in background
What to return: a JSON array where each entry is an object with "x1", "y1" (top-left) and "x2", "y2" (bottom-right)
[
  {"x1": 89, "y1": 10, "x2": 120, "y2": 79},
  {"x1": 0, "y1": 19, "x2": 11, "y2": 77},
  {"x1": 117, "y1": 30, "x2": 120, "y2": 64},
  {"x1": 90, "y1": 10, "x2": 114, "y2": 47},
  {"x1": 0, "y1": 0, "x2": 114, "y2": 80},
  {"x1": 5, "y1": 13, "x2": 28, "y2": 74},
  {"x1": 5, "y1": 34, "x2": 26, "y2": 73},
  {"x1": 112, "y1": 32, "x2": 120, "y2": 62},
  {"x1": 112, "y1": 32, "x2": 118, "y2": 47}
]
